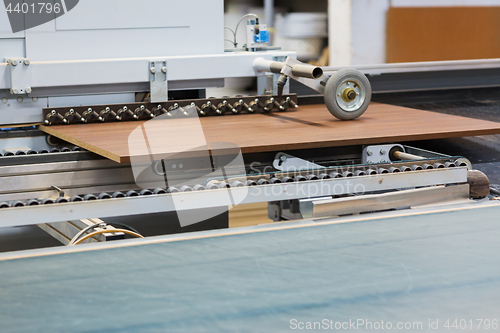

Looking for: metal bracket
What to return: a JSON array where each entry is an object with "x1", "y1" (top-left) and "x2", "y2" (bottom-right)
[
  {"x1": 273, "y1": 152, "x2": 324, "y2": 172},
  {"x1": 149, "y1": 60, "x2": 168, "y2": 103},
  {"x1": 273, "y1": 56, "x2": 289, "y2": 96},
  {"x1": 5, "y1": 58, "x2": 32, "y2": 95},
  {"x1": 362, "y1": 144, "x2": 405, "y2": 164}
]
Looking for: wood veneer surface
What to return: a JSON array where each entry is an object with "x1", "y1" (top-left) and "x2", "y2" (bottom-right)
[
  {"x1": 40, "y1": 103, "x2": 500, "y2": 163},
  {"x1": 387, "y1": 7, "x2": 500, "y2": 62}
]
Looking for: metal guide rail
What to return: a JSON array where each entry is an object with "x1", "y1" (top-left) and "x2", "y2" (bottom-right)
[
  {"x1": 0, "y1": 148, "x2": 469, "y2": 226},
  {"x1": 41, "y1": 94, "x2": 299, "y2": 126},
  {"x1": 0, "y1": 166, "x2": 468, "y2": 228}
]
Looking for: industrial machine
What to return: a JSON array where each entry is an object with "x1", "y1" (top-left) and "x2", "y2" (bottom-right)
[{"x1": 0, "y1": 0, "x2": 498, "y2": 250}]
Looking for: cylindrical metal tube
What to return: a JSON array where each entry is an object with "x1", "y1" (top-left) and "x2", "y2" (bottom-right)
[
  {"x1": 253, "y1": 58, "x2": 283, "y2": 74},
  {"x1": 306, "y1": 174, "x2": 319, "y2": 181},
  {"x1": 193, "y1": 184, "x2": 206, "y2": 191},
  {"x1": 257, "y1": 179, "x2": 270, "y2": 185},
  {"x1": 342, "y1": 171, "x2": 353, "y2": 177},
  {"x1": 388, "y1": 167, "x2": 400, "y2": 173},
  {"x1": 392, "y1": 151, "x2": 425, "y2": 161},
  {"x1": 270, "y1": 177, "x2": 282, "y2": 184},
  {"x1": 354, "y1": 170, "x2": 367, "y2": 176},
  {"x1": 378, "y1": 168, "x2": 389, "y2": 174},
  {"x1": 253, "y1": 58, "x2": 323, "y2": 79},
  {"x1": 291, "y1": 64, "x2": 323, "y2": 79}
]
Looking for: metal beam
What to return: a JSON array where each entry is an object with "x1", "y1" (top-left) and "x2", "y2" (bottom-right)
[{"x1": 0, "y1": 167, "x2": 467, "y2": 228}]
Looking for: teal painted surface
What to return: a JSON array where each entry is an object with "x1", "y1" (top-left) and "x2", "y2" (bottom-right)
[{"x1": 1, "y1": 207, "x2": 500, "y2": 332}]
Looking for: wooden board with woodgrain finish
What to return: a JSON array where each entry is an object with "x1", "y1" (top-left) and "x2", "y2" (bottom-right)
[
  {"x1": 40, "y1": 103, "x2": 500, "y2": 163},
  {"x1": 387, "y1": 7, "x2": 500, "y2": 63}
]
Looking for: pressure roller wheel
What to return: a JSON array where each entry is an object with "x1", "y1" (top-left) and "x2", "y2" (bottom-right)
[{"x1": 324, "y1": 68, "x2": 372, "y2": 120}]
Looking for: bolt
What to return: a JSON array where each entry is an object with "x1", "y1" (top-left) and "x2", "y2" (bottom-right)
[
  {"x1": 380, "y1": 149, "x2": 387, "y2": 155},
  {"x1": 87, "y1": 108, "x2": 92, "y2": 112},
  {"x1": 23, "y1": 59, "x2": 30, "y2": 66},
  {"x1": 69, "y1": 109, "x2": 75, "y2": 114},
  {"x1": 140, "y1": 105, "x2": 145, "y2": 110},
  {"x1": 16, "y1": 97, "x2": 23, "y2": 103},
  {"x1": 123, "y1": 106, "x2": 128, "y2": 111},
  {"x1": 367, "y1": 150, "x2": 373, "y2": 156},
  {"x1": 150, "y1": 67, "x2": 156, "y2": 74},
  {"x1": 280, "y1": 155, "x2": 287, "y2": 162},
  {"x1": 105, "y1": 107, "x2": 110, "y2": 112},
  {"x1": 51, "y1": 110, "x2": 56, "y2": 115},
  {"x1": 10, "y1": 60, "x2": 18, "y2": 66},
  {"x1": 161, "y1": 67, "x2": 167, "y2": 73},
  {"x1": 25, "y1": 87, "x2": 32, "y2": 94},
  {"x1": 11, "y1": 88, "x2": 19, "y2": 94}
]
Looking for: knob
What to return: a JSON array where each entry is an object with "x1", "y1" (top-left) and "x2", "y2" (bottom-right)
[
  {"x1": 63, "y1": 109, "x2": 80, "y2": 124},
  {"x1": 232, "y1": 99, "x2": 249, "y2": 114},
  {"x1": 248, "y1": 99, "x2": 261, "y2": 112},
  {"x1": 98, "y1": 107, "x2": 115, "y2": 122},
  {"x1": 216, "y1": 100, "x2": 230, "y2": 115},
  {"x1": 133, "y1": 105, "x2": 148, "y2": 119},
  {"x1": 200, "y1": 101, "x2": 216, "y2": 116},
  {"x1": 152, "y1": 104, "x2": 167, "y2": 117},
  {"x1": 81, "y1": 108, "x2": 98, "y2": 122},
  {"x1": 279, "y1": 97, "x2": 295, "y2": 111},
  {"x1": 263, "y1": 98, "x2": 275, "y2": 112},
  {"x1": 116, "y1": 106, "x2": 130, "y2": 120}
]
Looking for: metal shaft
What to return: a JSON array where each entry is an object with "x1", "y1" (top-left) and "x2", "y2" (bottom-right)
[{"x1": 392, "y1": 151, "x2": 425, "y2": 161}]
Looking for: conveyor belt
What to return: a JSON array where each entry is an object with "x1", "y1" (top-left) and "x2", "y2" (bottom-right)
[
  {"x1": 1, "y1": 202, "x2": 500, "y2": 332},
  {"x1": 40, "y1": 103, "x2": 500, "y2": 163}
]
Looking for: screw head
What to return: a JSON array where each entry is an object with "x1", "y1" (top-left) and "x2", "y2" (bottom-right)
[
  {"x1": 105, "y1": 107, "x2": 110, "y2": 112},
  {"x1": 69, "y1": 109, "x2": 75, "y2": 114},
  {"x1": 11, "y1": 88, "x2": 19, "y2": 94},
  {"x1": 161, "y1": 67, "x2": 167, "y2": 73},
  {"x1": 51, "y1": 110, "x2": 56, "y2": 115},
  {"x1": 23, "y1": 59, "x2": 30, "y2": 66},
  {"x1": 25, "y1": 87, "x2": 32, "y2": 94},
  {"x1": 87, "y1": 108, "x2": 92, "y2": 112},
  {"x1": 123, "y1": 106, "x2": 128, "y2": 111},
  {"x1": 367, "y1": 150, "x2": 373, "y2": 156},
  {"x1": 10, "y1": 60, "x2": 18, "y2": 66},
  {"x1": 380, "y1": 149, "x2": 387, "y2": 155},
  {"x1": 150, "y1": 67, "x2": 156, "y2": 74},
  {"x1": 280, "y1": 155, "x2": 287, "y2": 162}
]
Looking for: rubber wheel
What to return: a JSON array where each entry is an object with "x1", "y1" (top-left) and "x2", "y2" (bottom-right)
[{"x1": 324, "y1": 68, "x2": 372, "y2": 120}]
